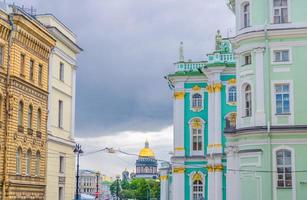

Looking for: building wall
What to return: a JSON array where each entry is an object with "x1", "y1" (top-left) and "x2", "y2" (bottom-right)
[
  {"x1": 36, "y1": 14, "x2": 81, "y2": 200},
  {"x1": 0, "y1": 7, "x2": 55, "y2": 199}
]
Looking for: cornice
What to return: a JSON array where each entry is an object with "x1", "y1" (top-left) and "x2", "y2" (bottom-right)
[
  {"x1": 53, "y1": 47, "x2": 77, "y2": 66},
  {"x1": 47, "y1": 133, "x2": 75, "y2": 147}
]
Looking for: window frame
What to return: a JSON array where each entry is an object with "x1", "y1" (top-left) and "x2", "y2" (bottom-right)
[
  {"x1": 242, "y1": 52, "x2": 252, "y2": 66},
  {"x1": 16, "y1": 147, "x2": 22, "y2": 174},
  {"x1": 272, "y1": 0, "x2": 290, "y2": 24},
  {"x1": 190, "y1": 172, "x2": 205, "y2": 200},
  {"x1": 273, "y1": 147, "x2": 295, "y2": 190},
  {"x1": 274, "y1": 84, "x2": 290, "y2": 115},
  {"x1": 59, "y1": 154, "x2": 65, "y2": 174},
  {"x1": 25, "y1": 149, "x2": 31, "y2": 176},
  {"x1": 37, "y1": 108, "x2": 42, "y2": 131},
  {"x1": 59, "y1": 62, "x2": 64, "y2": 82},
  {"x1": 271, "y1": 47, "x2": 292, "y2": 65},
  {"x1": 18, "y1": 101, "x2": 24, "y2": 127},
  {"x1": 38, "y1": 64, "x2": 43, "y2": 85},
  {"x1": 191, "y1": 93, "x2": 203, "y2": 111},
  {"x1": 58, "y1": 100, "x2": 63, "y2": 128},
  {"x1": 189, "y1": 118, "x2": 205, "y2": 156},
  {"x1": 243, "y1": 84, "x2": 252, "y2": 117},
  {"x1": 35, "y1": 151, "x2": 40, "y2": 176},
  {"x1": 28, "y1": 105, "x2": 33, "y2": 129},
  {"x1": 20, "y1": 53, "x2": 25, "y2": 76},
  {"x1": 241, "y1": 2, "x2": 251, "y2": 29},
  {"x1": 29, "y1": 59, "x2": 34, "y2": 81}
]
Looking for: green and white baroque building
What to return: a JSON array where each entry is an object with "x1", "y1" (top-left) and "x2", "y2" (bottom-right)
[{"x1": 161, "y1": 0, "x2": 307, "y2": 200}]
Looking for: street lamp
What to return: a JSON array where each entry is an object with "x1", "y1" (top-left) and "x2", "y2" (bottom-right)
[
  {"x1": 74, "y1": 144, "x2": 83, "y2": 200},
  {"x1": 95, "y1": 171, "x2": 100, "y2": 199},
  {"x1": 116, "y1": 175, "x2": 121, "y2": 200}
]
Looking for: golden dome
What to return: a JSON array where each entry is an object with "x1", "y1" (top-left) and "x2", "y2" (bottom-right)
[{"x1": 139, "y1": 140, "x2": 155, "y2": 158}]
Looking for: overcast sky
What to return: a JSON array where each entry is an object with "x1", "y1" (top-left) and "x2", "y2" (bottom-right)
[{"x1": 8, "y1": 0, "x2": 235, "y2": 177}]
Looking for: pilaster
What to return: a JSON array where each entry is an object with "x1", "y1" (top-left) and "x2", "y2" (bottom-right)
[
  {"x1": 173, "y1": 82, "x2": 185, "y2": 157},
  {"x1": 254, "y1": 48, "x2": 266, "y2": 126},
  {"x1": 172, "y1": 166, "x2": 185, "y2": 200}
]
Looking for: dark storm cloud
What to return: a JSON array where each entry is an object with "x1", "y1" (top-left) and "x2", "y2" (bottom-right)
[{"x1": 9, "y1": 0, "x2": 235, "y2": 137}]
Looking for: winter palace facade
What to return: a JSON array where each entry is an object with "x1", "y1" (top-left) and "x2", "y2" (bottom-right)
[{"x1": 160, "y1": 0, "x2": 307, "y2": 200}]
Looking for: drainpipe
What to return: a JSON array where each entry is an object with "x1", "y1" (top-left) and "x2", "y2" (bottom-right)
[
  {"x1": 264, "y1": 1, "x2": 273, "y2": 199},
  {"x1": 2, "y1": 12, "x2": 15, "y2": 199}
]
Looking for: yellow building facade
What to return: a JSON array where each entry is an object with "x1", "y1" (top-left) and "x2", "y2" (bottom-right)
[
  {"x1": 36, "y1": 14, "x2": 82, "y2": 200},
  {"x1": 0, "y1": 6, "x2": 55, "y2": 199}
]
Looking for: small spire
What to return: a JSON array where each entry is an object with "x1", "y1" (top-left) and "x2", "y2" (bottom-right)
[
  {"x1": 179, "y1": 41, "x2": 184, "y2": 62},
  {"x1": 215, "y1": 30, "x2": 222, "y2": 51},
  {"x1": 145, "y1": 140, "x2": 149, "y2": 148}
]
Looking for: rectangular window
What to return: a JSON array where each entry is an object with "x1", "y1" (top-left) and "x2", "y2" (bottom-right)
[
  {"x1": 59, "y1": 155, "x2": 65, "y2": 173},
  {"x1": 38, "y1": 64, "x2": 43, "y2": 84},
  {"x1": 29, "y1": 60, "x2": 34, "y2": 80},
  {"x1": 273, "y1": 50, "x2": 289, "y2": 63},
  {"x1": 59, "y1": 62, "x2": 64, "y2": 81},
  {"x1": 242, "y1": 3, "x2": 250, "y2": 28},
  {"x1": 276, "y1": 150, "x2": 292, "y2": 188},
  {"x1": 58, "y1": 100, "x2": 63, "y2": 128},
  {"x1": 59, "y1": 187, "x2": 64, "y2": 200},
  {"x1": 0, "y1": 46, "x2": 3, "y2": 66},
  {"x1": 275, "y1": 84, "x2": 290, "y2": 114},
  {"x1": 20, "y1": 54, "x2": 25, "y2": 75},
  {"x1": 243, "y1": 53, "x2": 252, "y2": 65},
  {"x1": 273, "y1": 0, "x2": 288, "y2": 24}
]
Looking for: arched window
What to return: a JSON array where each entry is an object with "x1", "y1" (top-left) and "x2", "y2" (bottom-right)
[
  {"x1": 35, "y1": 151, "x2": 40, "y2": 176},
  {"x1": 273, "y1": 0, "x2": 288, "y2": 24},
  {"x1": 37, "y1": 108, "x2": 41, "y2": 131},
  {"x1": 28, "y1": 105, "x2": 33, "y2": 129},
  {"x1": 276, "y1": 149, "x2": 292, "y2": 188},
  {"x1": 244, "y1": 84, "x2": 252, "y2": 117},
  {"x1": 192, "y1": 173, "x2": 204, "y2": 200},
  {"x1": 192, "y1": 93, "x2": 202, "y2": 109},
  {"x1": 190, "y1": 118, "x2": 203, "y2": 152},
  {"x1": 18, "y1": 101, "x2": 24, "y2": 126},
  {"x1": 242, "y1": 2, "x2": 250, "y2": 28},
  {"x1": 16, "y1": 147, "x2": 22, "y2": 174},
  {"x1": 25, "y1": 149, "x2": 31, "y2": 175},
  {"x1": 228, "y1": 86, "x2": 237, "y2": 103}
]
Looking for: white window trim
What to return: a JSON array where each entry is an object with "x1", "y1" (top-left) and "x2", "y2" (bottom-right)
[
  {"x1": 241, "y1": 82, "x2": 253, "y2": 118},
  {"x1": 226, "y1": 84, "x2": 237, "y2": 106},
  {"x1": 271, "y1": 47, "x2": 292, "y2": 65},
  {"x1": 189, "y1": 171, "x2": 206, "y2": 200},
  {"x1": 190, "y1": 91, "x2": 204, "y2": 112},
  {"x1": 271, "y1": 80, "x2": 294, "y2": 125},
  {"x1": 189, "y1": 118, "x2": 205, "y2": 156},
  {"x1": 270, "y1": 0, "x2": 292, "y2": 24},
  {"x1": 272, "y1": 146, "x2": 296, "y2": 200}
]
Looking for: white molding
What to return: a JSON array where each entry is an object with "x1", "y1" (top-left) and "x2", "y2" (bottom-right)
[
  {"x1": 239, "y1": 153, "x2": 262, "y2": 167},
  {"x1": 237, "y1": 0, "x2": 252, "y2": 31},
  {"x1": 272, "y1": 145, "x2": 296, "y2": 200},
  {"x1": 239, "y1": 69, "x2": 254, "y2": 77},
  {"x1": 226, "y1": 82, "x2": 237, "y2": 106},
  {"x1": 271, "y1": 80, "x2": 294, "y2": 125},
  {"x1": 269, "y1": 41, "x2": 307, "y2": 48},
  {"x1": 273, "y1": 67, "x2": 290, "y2": 73},
  {"x1": 53, "y1": 47, "x2": 77, "y2": 66}
]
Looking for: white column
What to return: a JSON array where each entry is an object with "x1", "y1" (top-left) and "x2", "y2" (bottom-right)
[
  {"x1": 173, "y1": 82, "x2": 185, "y2": 156},
  {"x1": 172, "y1": 167, "x2": 185, "y2": 200},
  {"x1": 160, "y1": 172, "x2": 169, "y2": 200},
  {"x1": 207, "y1": 85, "x2": 215, "y2": 154},
  {"x1": 226, "y1": 147, "x2": 237, "y2": 200},
  {"x1": 215, "y1": 171, "x2": 223, "y2": 200},
  {"x1": 207, "y1": 157, "x2": 215, "y2": 200},
  {"x1": 254, "y1": 48, "x2": 266, "y2": 126}
]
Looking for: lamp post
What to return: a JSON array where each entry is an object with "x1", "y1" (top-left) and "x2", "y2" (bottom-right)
[
  {"x1": 116, "y1": 175, "x2": 120, "y2": 200},
  {"x1": 74, "y1": 144, "x2": 83, "y2": 200},
  {"x1": 95, "y1": 171, "x2": 100, "y2": 199}
]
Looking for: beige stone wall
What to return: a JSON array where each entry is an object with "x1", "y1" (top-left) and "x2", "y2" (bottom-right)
[{"x1": 46, "y1": 141, "x2": 75, "y2": 200}]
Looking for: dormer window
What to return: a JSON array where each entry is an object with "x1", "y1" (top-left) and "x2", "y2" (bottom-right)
[
  {"x1": 242, "y1": 2, "x2": 250, "y2": 28},
  {"x1": 273, "y1": 0, "x2": 288, "y2": 24}
]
